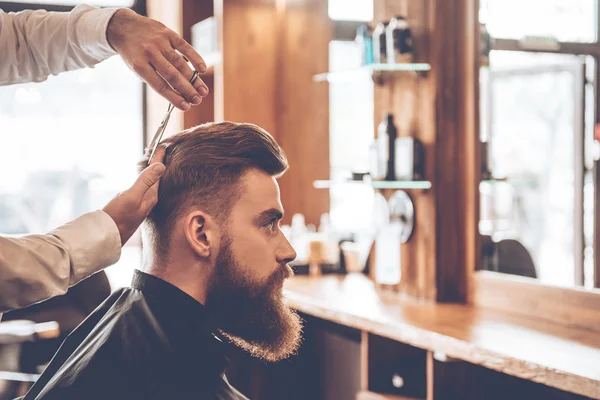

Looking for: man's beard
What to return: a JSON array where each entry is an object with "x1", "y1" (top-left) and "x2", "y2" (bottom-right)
[{"x1": 205, "y1": 237, "x2": 302, "y2": 362}]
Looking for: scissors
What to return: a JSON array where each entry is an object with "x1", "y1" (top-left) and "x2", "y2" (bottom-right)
[{"x1": 147, "y1": 69, "x2": 200, "y2": 165}]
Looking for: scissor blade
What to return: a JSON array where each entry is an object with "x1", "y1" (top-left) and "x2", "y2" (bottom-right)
[{"x1": 147, "y1": 106, "x2": 175, "y2": 165}]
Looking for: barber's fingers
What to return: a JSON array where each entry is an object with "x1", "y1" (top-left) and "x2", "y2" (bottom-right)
[
  {"x1": 141, "y1": 65, "x2": 190, "y2": 111},
  {"x1": 161, "y1": 49, "x2": 209, "y2": 104},
  {"x1": 131, "y1": 162, "x2": 165, "y2": 209},
  {"x1": 153, "y1": 51, "x2": 206, "y2": 107},
  {"x1": 170, "y1": 34, "x2": 207, "y2": 75},
  {"x1": 171, "y1": 49, "x2": 210, "y2": 97},
  {"x1": 139, "y1": 146, "x2": 167, "y2": 210},
  {"x1": 148, "y1": 144, "x2": 166, "y2": 166},
  {"x1": 102, "y1": 157, "x2": 166, "y2": 245}
]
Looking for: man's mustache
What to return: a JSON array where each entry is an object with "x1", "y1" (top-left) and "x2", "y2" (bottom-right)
[{"x1": 266, "y1": 264, "x2": 293, "y2": 292}]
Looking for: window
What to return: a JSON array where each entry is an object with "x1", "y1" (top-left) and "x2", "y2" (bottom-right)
[
  {"x1": 480, "y1": 0, "x2": 598, "y2": 43},
  {"x1": 328, "y1": 40, "x2": 375, "y2": 234},
  {"x1": 328, "y1": 0, "x2": 373, "y2": 22},
  {"x1": 327, "y1": 0, "x2": 375, "y2": 237},
  {"x1": 480, "y1": 50, "x2": 597, "y2": 287},
  {"x1": 0, "y1": 57, "x2": 144, "y2": 290},
  {"x1": 479, "y1": 0, "x2": 600, "y2": 289}
]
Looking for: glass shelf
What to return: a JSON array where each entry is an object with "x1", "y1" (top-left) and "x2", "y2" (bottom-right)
[
  {"x1": 480, "y1": 177, "x2": 539, "y2": 190},
  {"x1": 312, "y1": 63, "x2": 432, "y2": 83},
  {"x1": 313, "y1": 180, "x2": 432, "y2": 190}
]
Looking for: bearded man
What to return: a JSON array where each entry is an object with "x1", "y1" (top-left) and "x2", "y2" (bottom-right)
[{"x1": 22, "y1": 122, "x2": 302, "y2": 400}]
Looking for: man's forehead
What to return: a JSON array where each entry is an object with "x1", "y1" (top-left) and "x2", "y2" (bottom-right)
[{"x1": 236, "y1": 169, "x2": 283, "y2": 213}]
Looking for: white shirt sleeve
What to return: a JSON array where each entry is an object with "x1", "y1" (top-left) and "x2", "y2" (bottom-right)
[
  {"x1": 0, "y1": 3, "x2": 120, "y2": 86},
  {"x1": 0, "y1": 210, "x2": 122, "y2": 313}
]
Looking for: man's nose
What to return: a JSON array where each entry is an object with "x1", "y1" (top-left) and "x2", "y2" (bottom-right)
[{"x1": 277, "y1": 235, "x2": 297, "y2": 265}]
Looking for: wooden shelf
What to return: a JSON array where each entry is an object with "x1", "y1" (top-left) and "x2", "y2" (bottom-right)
[{"x1": 283, "y1": 274, "x2": 600, "y2": 399}]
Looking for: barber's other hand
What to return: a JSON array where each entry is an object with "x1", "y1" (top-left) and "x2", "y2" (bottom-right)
[
  {"x1": 106, "y1": 9, "x2": 209, "y2": 111},
  {"x1": 103, "y1": 146, "x2": 166, "y2": 246}
]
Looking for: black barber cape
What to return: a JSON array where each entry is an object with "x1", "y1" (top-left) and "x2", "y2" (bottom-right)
[{"x1": 23, "y1": 270, "x2": 249, "y2": 400}]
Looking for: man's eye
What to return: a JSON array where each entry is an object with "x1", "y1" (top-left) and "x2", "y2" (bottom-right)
[{"x1": 264, "y1": 219, "x2": 277, "y2": 233}]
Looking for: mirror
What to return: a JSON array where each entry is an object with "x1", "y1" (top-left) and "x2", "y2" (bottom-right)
[{"x1": 477, "y1": 0, "x2": 598, "y2": 289}]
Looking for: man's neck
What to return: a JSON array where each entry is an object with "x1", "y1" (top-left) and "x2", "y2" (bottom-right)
[{"x1": 143, "y1": 262, "x2": 209, "y2": 305}]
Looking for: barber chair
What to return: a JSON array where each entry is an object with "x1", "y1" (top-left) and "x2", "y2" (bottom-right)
[
  {"x1": 0, "y1": 271, "x2": 111, "y2": 400},
  {"x1": 0, "y1": 320, "x2": 59, "y2": 400},
  {"x1": 480, "y1": 234, "x2": 537, "y2": 279}
]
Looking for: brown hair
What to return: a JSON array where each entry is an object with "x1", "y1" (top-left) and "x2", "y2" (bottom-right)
[{"x1": 139, "y1": 121, "x2": 288, "y2": 259}]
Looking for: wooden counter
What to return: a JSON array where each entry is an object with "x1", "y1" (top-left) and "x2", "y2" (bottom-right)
[{"x1": 283, "y1": 274, "x2": 600, "y2": 399}]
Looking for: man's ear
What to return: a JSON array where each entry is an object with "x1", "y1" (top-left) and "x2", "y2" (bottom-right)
[{"x1": 184, "y1": 211, "x2": 218, "y2": 259}]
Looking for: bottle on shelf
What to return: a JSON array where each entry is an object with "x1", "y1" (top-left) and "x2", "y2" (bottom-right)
[
  {"x1": 355, "y1": 24, "x2": 374, "y2": 66},
  {"x1": 369, "y1": 139, "x2": 385, "y2": 181},
  {"x1": 386, "y1": 16, "x2": 414, "y2": 64},
  {"x1": 373, "y1": 22, "x2": 389, "y2": 64},
  {"x1": 376, "y1": 113, "x2": 398, "y2": 181},
  {"x1": 395, "y1": 136, "x2": 425, "y2": 181}
]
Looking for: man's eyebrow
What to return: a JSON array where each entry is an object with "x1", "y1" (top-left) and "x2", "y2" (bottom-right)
[{"x1": 256, "y1": 208, "x2": 284, "y2": 221}]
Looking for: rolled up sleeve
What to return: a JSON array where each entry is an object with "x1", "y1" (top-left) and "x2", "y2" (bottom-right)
[{"x1": 0, "y1": 210, "x2": 121, "y2": 313}]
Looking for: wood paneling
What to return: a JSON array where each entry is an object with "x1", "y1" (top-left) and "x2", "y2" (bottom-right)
[
  {"x1": 274, "y1": 0, "x2": 330, "y2": 226},
  {"x1": 220, "y1": 0, "x2": 278, "y2": 133},
  {"x1": 284, "y1": 274, "x2": 600, "y2": 399}
]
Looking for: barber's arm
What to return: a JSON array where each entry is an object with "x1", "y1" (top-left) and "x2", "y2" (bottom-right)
[
  {"x1": 0, "y1": 4, "x2": 118, "y2": 85},
  {"x1": 0, "y1": 149, "x2": 166, "y2": 313},
  {"x1": 0, "y1": 4, "x2": 209, "y2": 109},
  {"x1": 0, "y1": 211, "x2": 120, "y2": 313}
]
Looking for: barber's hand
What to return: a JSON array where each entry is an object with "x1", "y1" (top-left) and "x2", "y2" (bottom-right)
[
  {"x1": 106, "y1": 9, "x2": 209, "y2": 111},
  {"x1": 103, "y1": 146, "x2": 166, "y2": 246}
]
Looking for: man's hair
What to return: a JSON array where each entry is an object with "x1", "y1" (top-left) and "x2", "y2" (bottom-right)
[{"x1": 138, "y1": 121, "x2": 288, "y2": 259}]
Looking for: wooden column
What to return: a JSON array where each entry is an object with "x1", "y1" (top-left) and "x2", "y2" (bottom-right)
[
  {"x1": 274, "y1": 0, "x2": 331, "y2": 226},
  {"x1": 430, "y1": 0, "x2": 480, "y2": 302}
]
